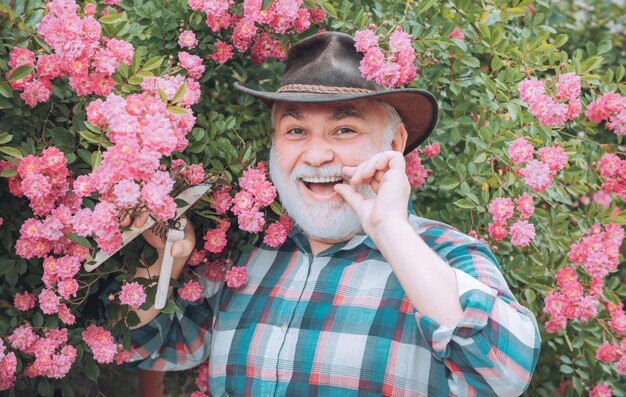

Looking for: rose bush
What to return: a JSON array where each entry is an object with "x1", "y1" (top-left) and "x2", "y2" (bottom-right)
[{"x1": 0, "y1": 0, "x2": 624, "y2": 396}]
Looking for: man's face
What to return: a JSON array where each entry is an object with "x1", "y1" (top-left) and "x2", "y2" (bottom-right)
[{"x1": 269, "y1": 99, "x2": 396, "y2": 242}]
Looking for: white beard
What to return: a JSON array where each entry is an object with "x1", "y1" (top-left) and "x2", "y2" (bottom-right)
[{"x1": 269, "y1": 146, "x2": 384, "y2": 243}]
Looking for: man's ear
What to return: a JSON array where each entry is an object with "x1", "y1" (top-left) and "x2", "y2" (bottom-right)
[{"x1": 391, "y1": 123, "x2": 408, "y2": 153}]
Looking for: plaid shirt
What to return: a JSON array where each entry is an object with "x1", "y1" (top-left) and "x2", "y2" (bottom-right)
[{"x1": 128, "y1": 215, "x2": 541, "y2": 396}]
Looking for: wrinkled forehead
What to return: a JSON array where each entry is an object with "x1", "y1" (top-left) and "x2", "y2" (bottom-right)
[{"x1": 271, "y1": 98, "x2": 389, "y2": 125}]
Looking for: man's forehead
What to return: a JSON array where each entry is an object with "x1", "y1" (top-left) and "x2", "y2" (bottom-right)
[{"x1": 274, "y1": 99, "x2": 381, "y2": 118}]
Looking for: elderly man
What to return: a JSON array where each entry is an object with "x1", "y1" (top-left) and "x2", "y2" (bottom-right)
[{"x1": 127, "y1": 32, "x2": 540, "y2": 396}]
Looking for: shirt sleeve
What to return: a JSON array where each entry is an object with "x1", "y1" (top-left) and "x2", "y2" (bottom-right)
[
  {"x1": 413, "y1": 221, "x2": 541, "y2": 397},
  {"x1": 124, "y1": 276, "x2": 222, "y2": 371}
]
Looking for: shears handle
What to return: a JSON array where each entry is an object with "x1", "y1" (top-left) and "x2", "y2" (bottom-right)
[{"x1": 154, "y1": 218, "x2": 187, "y2": 310}]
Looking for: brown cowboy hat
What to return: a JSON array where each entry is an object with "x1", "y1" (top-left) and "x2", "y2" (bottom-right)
[{"x1": 234, "y1": 31, "x2": 438, "y2": 154}]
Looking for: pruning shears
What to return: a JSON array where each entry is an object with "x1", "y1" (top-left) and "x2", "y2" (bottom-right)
[{"x1": 83, "y1": 184, "x2": 211, "y2": 310}]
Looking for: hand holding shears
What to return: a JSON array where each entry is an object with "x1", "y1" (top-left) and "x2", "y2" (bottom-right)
[{"x1": 84, "y1": 184, "x2": 210, "y2": 309}]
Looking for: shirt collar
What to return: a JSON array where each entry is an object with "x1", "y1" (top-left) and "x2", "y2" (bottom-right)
[{"x1": 286, "y1": 227, "x2": 379, "y2": 256}]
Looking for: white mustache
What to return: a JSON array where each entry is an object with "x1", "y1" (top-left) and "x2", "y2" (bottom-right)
[{"x1": 290, "y1": 164, "x2": 347, "y2": 182}]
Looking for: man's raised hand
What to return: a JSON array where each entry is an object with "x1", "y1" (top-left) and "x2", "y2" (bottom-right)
[{"x1": 334, "y1": 150, "x2": 410, "y2": 238}]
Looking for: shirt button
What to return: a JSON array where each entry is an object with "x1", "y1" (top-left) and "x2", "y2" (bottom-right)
[{"x1": 281, "y1": 323, "x2": 287, "y2": 332}]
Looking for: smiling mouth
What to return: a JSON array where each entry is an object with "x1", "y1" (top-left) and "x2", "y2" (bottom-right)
[{"x1": 301, "y1": 176, "x2": 345, "y2": 196}]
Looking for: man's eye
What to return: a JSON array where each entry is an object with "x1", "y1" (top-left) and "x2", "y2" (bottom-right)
[
  {"x1": 287, "y1": 128, "x2": 305, "y2": 135},
  {"x1": 337, "y1": 127, "x2": 356, "y2": 134}
]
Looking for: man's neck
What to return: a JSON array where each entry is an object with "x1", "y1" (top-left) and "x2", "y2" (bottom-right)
[{"x1": 308, "y1": 238, "x2": 334, "y2": 256}]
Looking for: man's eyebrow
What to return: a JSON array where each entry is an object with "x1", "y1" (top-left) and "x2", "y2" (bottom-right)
[
  {"x1": 331, "y1": 107, "x2": 363, "y2": 120},
  {"x1": 280, "y1": 107, "x2": 303, "y2": 120}
]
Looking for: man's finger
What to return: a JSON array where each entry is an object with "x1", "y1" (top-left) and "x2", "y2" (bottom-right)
[
  {"x1": 171, "y1": 218, "x2": 196, "y2": 257},
  {"x1": 133, "y1": 212, "x2": 150, "y2": 228},
  {"x1": 351, "y1": 154, "x2": 390, "y2": 185},
  {"x1": 171, "y1": 239, "x2": 194, "y2": 257},
  {"x1": 120, "y1": 213, "x2": 131, "y2": 227},
  {"x1": 334, "y1": 183, "x2": 366, "y2": 211}
]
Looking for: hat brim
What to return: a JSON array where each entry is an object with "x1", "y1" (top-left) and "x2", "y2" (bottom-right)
[{"x1": 234, "y1": 82, "x2": 438, "y2": 154}]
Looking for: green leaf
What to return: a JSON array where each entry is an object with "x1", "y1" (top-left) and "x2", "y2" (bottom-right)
[
  {"x1": 79, "y1": 130, "x2": 102, "y2": 145},
  {"x1": 559, "y1": 364, "x2": 573, "y2": 374},
  {"x1": 160, "y1": 299, "x2": 181, "y2": 314},
  {"x1": 438, "y1": 177, "x2": 459, "y2": 190},
  {"x1": 607, "y1": 214, "x2": 626, "y2": 225},
  {"x1": 143, "y1": 56, "x2": 164, "y2": 71},
  {"x1": 33, "y1": 312, "x2": 44, "y2": 328},
  {"x1": 65, "y1": 233, "x2": 93, "y2": 248},
  {"x1": 167, "y1": 106, "x2": 188, "y2": 115},
  {"x1": 320, "y1": 2, "x2": 337, "y2": 17},
  {"x1": 450, "y1": 38, "x2": 467, "y2": 52},
  {"x1": 0, "y1": 83, "x2": 13, "y2": 98},
  {"x1": 453, "y1": 199, "x2": 475, "y2": 209},
  {"x1": 580, "y1": 56, "x2": 604, "y2": 73},
  {"x1": 616, "y1": 65, "x2": 625, "y2": 82},
  {"x1": 128, "y1": 76, "x2": 143, "y2": 85},
  {"x1": 461, "y1": 57, "x2": 480, "y2": 68},
  {"x1": 37, "y1": 379, "x2": 52, "y2": 397},
  {"x1": 48, "y1": 127, "x2": 75, "y2": 149},
  {"x1": 172, "y1": 83, "x2": 187, "y2": 104},
  {"x1": 270, "y1": 201, "x2": 284, "y2": 216},
  {"x1": 7, "y1": 65, "x2": 34, "y2": 82},
  {"x1": 99, "y1": 12, "x2": 127, "y2": 24},
  {"x1": 175, "y1": 198, "x2": 190, "y2": 208},
  {"x1": 84, "y1": 359, "x2": 100, "y2": 381},
  {"x1": 0, "y1": 132, "x2": 12, "y2": 145},
  {"x1": 506, "y1": 7, "x2": 526, "y2": 15},
  {"x1": 118, "y1": 61, "x2": 129, "y2": 79},
  {"x1": 158, "y1": 88, "x2": 168, "y2": 103},
  {"x1": 131, "y1": 48, "x2": 142, "y2": 74},
  {"x1": 490, "y1": 55, "x2": 503, "y2": 71},
  {"x1": 474, "y1": 152, "x2": 487, "y2": 163},
  {"x1": 597, "y1": 40, "x2": 612, "y2": 55},
  {"x1": 0, "y1": 146, "x2": 22, "y2": 158},
  {"x1": 62, "y1": 382, "x2": 76, "y2": 397},
  {"x1": 91, "y1": 151, "x2": 102, "y2": 170},
  {"x1": 552, "y1": 34, "x2": 568, "y2": 48},
  {"x1": 0, "y1": 259, "x2": 14, "y2": 275},
  {"x1": 0, "y1": 167, "x2": 16, "y2": 177}
]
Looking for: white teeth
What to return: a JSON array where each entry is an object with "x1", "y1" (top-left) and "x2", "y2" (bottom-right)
[{"x1": 301, "y1": 176, "x2": 343, "y2": 183}]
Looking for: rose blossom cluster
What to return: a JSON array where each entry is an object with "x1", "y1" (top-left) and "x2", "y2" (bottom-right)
[
  {"x1": 118, "y1": 282, "x2": 147, "y2": 309},
  {"x1": 595, "y1": 337, "x2": 626, "y2": 376},
  {"x1": 187, "y1": 0, "x2": 326, "y2": 65},
  {"x1": 585, "y1": 92, "x2": 626, "y2": 136},
  {"x1": 543, "y1": 223, "x2": 624, "y2": 334},
  {"x1": 590, "y1": 384, "x2": 613, "y2": 397},
  {"x1": 8, "y1": 0, "x2": 135, "y2": 107},
  {"x1": 508, "y1": 138, "x2": 568, "y2": 192},
  {"x1": 6, "y1": 326, "x2": 76, "y2": 380},
  {"x1": 231, "y1": 163, "x2": 278, "y2": 233},
  {"x1": 0, "y1": 340, "x2": 17, "y2": 391},
  {"x1": 487, "y1": 193, "x2": 536, "y2": 246},
  {"x1": 354, "y1": 27, "x2": 417, "y2": 88},
  {"x1": 77, "y1": 81, "x2": 201, "y2": 253},
  {"x1": 179, "y1": 30, "x2": 199, "y2": 49},
  {"x1": 517, "y1": 72, "x2": 581, "y2": 126},
  {"x1": 568, "y1": 223, "x2": 624, "y2": 279},
  {"x1": 2, "y1": 147, "x2": 79, "y2": 217},
  {"x1": 5, "y1": 148, "x2": 90, "y2": 325},
  {"x1": 82, "y1": 325, "x2": 132, "y2": 364},
  {"x1": 543, "y1": 266, "x2": 601, "y2": 333},
  {"x1": 596, "y1": 153, "x2": 626, "y2": 201},
  {"x1": 405, "y1": 145, "x2": 440, "y2": 189}
]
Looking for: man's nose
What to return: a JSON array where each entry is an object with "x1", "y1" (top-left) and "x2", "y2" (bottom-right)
[{"x1": 302, "y1": 135, "x2": 335, "y2": 166}]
